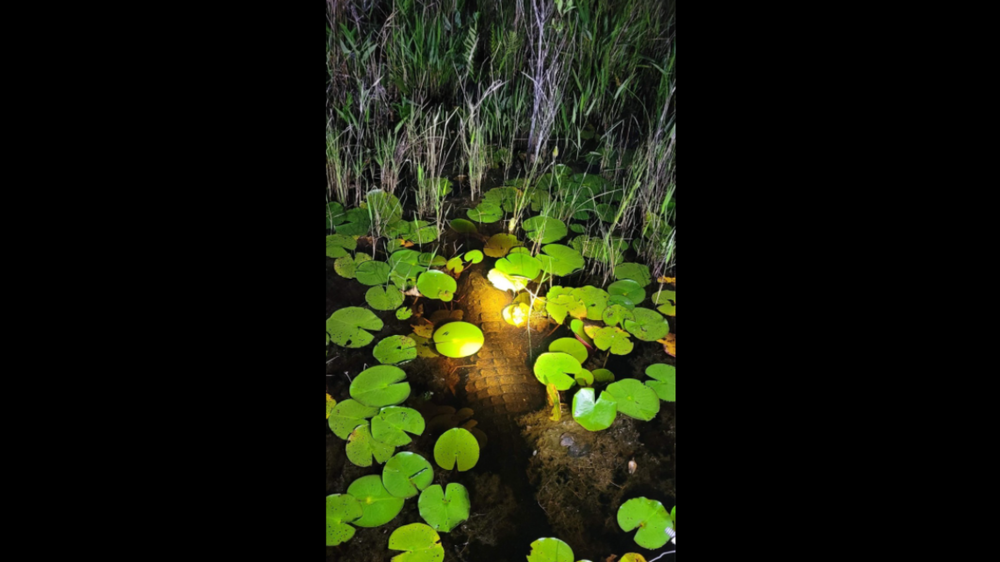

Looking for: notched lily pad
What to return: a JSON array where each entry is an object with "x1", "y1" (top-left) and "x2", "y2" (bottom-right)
[
  {"x1": 533, "y1": 352, "x2": 581, "y2": 391},
  {"x1": 346, "y1": 422, "x2": 395, "y2": 467},
  {"x1": 615, "y1": 263, "x2": 653, "y2": 287},
  {"x1": 350, "y1": 365, "x2": 411, "y2": 407},
  {"x1": 372, "y1": 406, "x2": 426, "y2": 446},
  {"x1": 623, "y1": 307, "x2": 670, "y2": 342},
  {"x1": 418, "y1": 483, "x2": 471, "y2": 533},
  {"x1": 617, "y1": 497, "x2": 673, "y2": 549},
  {"x1": 593, "y1": 326, "x2": 634, "y2": 355},
  {"x1": 366, "y1": 285, "x2": 405, "y2": 311},
  {"x1": 522, "y1": 216, "x2": 568, "y2": 244},
  {"x1": 334, "y1": 252, "x2": 372, "y2": 279},
  {"x1": 326, "y1": 234, "x2": 357, "y2": 258},
  {"x1": 388, "y1": 523, "x2": 444, "y2": 562},
  {"x1": 326, "y1": 493, "x2": 363, "y2": 546},
  {"x1": 382, "y1": 452, "x2": 434, "y2": 499},
  {"x1": 373, "y1": 335, "x2": 418, "y2": 365},
  {"x1": 356, "y1": 260, "x2": 392, "y2": 286},
  {"x1": 549, "y1": 337, "x2": 588, "y2": 364},
  {"x1": 347, "y1": 474, "x2": 405, "y2": 528},
  {"x1": 328, "y1": 399, "x2": 380, "y2": 439},
  {"x1": 433, "y1": 322, "x2": 484, "y2": 358},
  {"x1": 326, "y1": 307, "x2": 383, "y2": 348},
  {"x1": 608, "y1": 279, "x2": 645, "y2": 305},
  {"x1": 526, "y1": 537, "x2": 574, "y2": 562},
  {"x1": 416, "y1": 270, "x2": 457, "y2": 301},
  {"x1": 572, "y1": 387, "x2": 618, "y2": 431},
  {"x1": 484, "y1": 233, "x2": 521, "y2": 257},
  {"x1": 433, "y1": 427, "x2": 480, "y2": 471},
  {"x1": 644, "y1": 363, "x2": 675, "y2": 402},
  {"x1": 605, "y1": 379, "x2": 660, "y2": 421}
]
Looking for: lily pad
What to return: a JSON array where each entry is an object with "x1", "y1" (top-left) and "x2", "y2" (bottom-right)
[
  {"x1": 536, "y1": 244, "x2": 585, "y2": 277},
  {"x1": 487, "y1": 268, "x2": 531, "y2": 292},
  {"x1": 545, "y1": 286, "x2": 587, "y2": 324},
  {"x1": 390, "y1": 262, "x2": 427, "y2": 290},
  {"x1": 445, "y1": 256, "x2": 465, "y2": 275},
  {"x1": 410, "y1": 333, "x2": 439, "y2": 358},
  {"x1": 372, "y1": 406, "x2": 426, "y2": 446},
  {"x1": 417, "y1": 253, "x2": 448, "y2": 267},
  {"x1": 623, "y1": 307, "x2": 670, "y2": 342},
  {"x1": 570, "y1": 318, "x2": 595, "y2": 348},
  {"x1": 602, "y1": 304, "x2": 636, "y2": 327},
  {"x1": 350, "y1": 365, "x2": 411, "y2": 407},
  {"x1": 608, "y1": 279, "x2": 645, "y2": 305},
  {"x1": 396, "y1": 307, "x2": 413, "y2": 320},
  {"x1": 502, "y1": 302, "x2": 531, "y2": 326},
  {"x1": 335, "y1": 207, "x2": 372, "y2": 236},
  {"x1": 483, "y1": 186, "x2": 520, "y2": 212},
  {"x1": 433, "y1": 427, "x2": 480, "y2": 471},
  {"x1": 621, "y1": 554, "x2": 648, "y2": 562},
  {"x1": 549, "y1": 337, "x2": 588, "y2": 364},
  {"x1": 522, "y1": 216, "x2": 568, "y2": 244},
  {"x1": 593, "y1": 368, "x2": 615, "y2": 383},
  {"x1": 365, "y1": 190, "x2": 403, "y2": 225},
  {"x1": 495, "y1": 252, "x2": 542, "y2": 279},
  {"x1": 617, "y1": 497, "x2": 673, "y2": 549},
  {"x1": 467, "y1": 201, "x2": 503, "y2": 223},
  {"x1": 328, "y1": 399, "x2": 380, "y2": 439},
  {"x1": 356, "y1": 260, "x2": 392, "y2": 286},
  {"x1": 592, "y1": 326, "x2": 634, "y2": 355},
  {"x1": 464, "y1": 249, "x2": 484, "y2": 263},
  {"x1": 433, "y1": 322, "x2": 484, "y2": 358},
  {"x1": 644, "y1": 363, "x2": 675, "y2": 402},
  {"x1": 572, "y1": 286, "x2": 610, "y2": 321},
  {"x1": 388, "y1": 523, "x2": 444, "y2": 562},
  {"x1": 347, "y1": 474, "x2": 405, "y2": 528},
  {"x1": 526, "y1": 537, "x2": 574, "y2": 562},
  {"x1": 326, "y1": 234, "x2": 357, "y2": 258},
  {"x1": 373, "y1": 335, "x2": 417, "y2": 365},
  {"x1": 651, "y1": 288, "x2": 675, "y2": 316},
  {"x1": 575, "y1": 369, "x2": 594, "y2": 387},
  {"x1": 334, "y1": 252, "x2": 372, "y2": 279},
  {"x1": 326, "y1": 493, "x2": 363, "y2": 546},
  {"x1": 418, "y1": 483, "x2": 471, "y2": 532},
  {"x1": 572, "y1": 387, "x2": 618, "y2": 431},
  {"x1": 326, "y1": 307, "x2": 383, "y2": 348},
  {"x1": 533, "y1": 352, "x2": 582, "y2": 391},
  {"x1": 382, "y1": 452, "x2": 434, "y2": 498},
  {"x1": 450, "y1": 218, "x2": 478, "y2": 234},
  {"x1": 326, "y1": 393, "x2": 336, "y2": 419},
  {"x1": 614, "y1": 263, "x2": 653, "y2": 287},
  {"x1": 484, "y1": 233, "x2": 521, "y2": 257},
  {"x1": 416, "y1": 270, "x2": 457, "y2": 301},
  {"x1": 366, "y1": 285, "x2": 405, "y2": 311},
  {"x1": 326, "y1": 201, "x2": 347, "y2": 229},
  {"x1": 605, "y1": 379, "x2": 660, "y2": 421},
  {"x1": 346, "y1": 422, "x2": 395, "y2": 467}
]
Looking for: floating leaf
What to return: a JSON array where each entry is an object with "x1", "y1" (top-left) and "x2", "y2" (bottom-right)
[
  {"x1": 450, "y1": 218, "x2": 478, "y2": 234},
  {"x1": 326, "y1": 393, "x2": 336, "y2": 419},
  {"x1": 347, "y1": 474, "x2": 405, "y2": 528},
  {"x1": 495, "y1": 252, "x2": 542, "y2": 279},
  {"x1": 483, "y1": 186, "x2": 520, "y2": 212},
  {"x1": 545, "y1": 286, "x2": 587, "y2": 325},
  {"x1": 467, "y1": 201, "x2": 503, "y2": 223},
  {"x1": 416, "y1": 270, "x2": 457, "y2": 301},
  {"x1": 533, "y1": 352, "x2": 581, "y2": 391},
  {"x1": 464, "y1": 249, "x2": 484, "y2": 263},
  {"x1": 502, "y1": 302, "x2": 530, "y2": 326},
  {"x1": 644, "y1": 363, "x2": 675, "y2": 402},
  {"x1": 592, "y1": 368, "x2": 615, "y2": 383},
  {"x1": 417, "y1": 252, "x2": 448, "y2": 267},
  {"x1": 410, "y1": 333, "x2": 439, "y2": 358},
  {"x1": 356, "y1": 261, "x2": 392, "y2": 286},
  {"x1": 388, "y1": 523, "x2": 444, "y2": 562},
  {"x1": 484, "y1": 233, "x2": 521, "y2": 257},
  {"x1": 326, "y1": 494, "x2": 363, "y2": 546},
  {"x1": 326, "y1": 234, "x2": 357, "y2": 258},
  {"x1": 350, "y1": 365, "x2": 411, "y2": 407},
  {"x1": 329, "y1": 399, "x2": 380, "y2": 439},
  {"x1": 372, "y1": 406, "x2": 425, "y2": 446},
  {"x1": 621, "y1": 554, "x2": 648, "y2": 562},
  {"x1": 373, "y1": 335, "x2": 417, "y2": 365},
  {"x1": 572, "y1": 387, "x2": 618, "y2": 431},
  {"x1": 365, "y1": 190, "x2": 403, "y2": 225},
  {"x1": 572, "y1": 285, "x2": 610, "y2": 321},
  {"x1": 412, "y1": 318, "x2": 435, "y2": 338},
  {"x1": 536, "y1": 244, "x2": 585, "y2": 277},
  {"x1": 390, "y1": 262, "x2": 427, "y2": 290},
  {"x1": 651, "y1": 288, "x2": 675, "y2": 316},
  {"x1": 487, "y1": 268, "x2": 530, "y2": 292},
  {"x1": 614, "y1": 263, "x2": 653, "y2": 287},
  {"x1": 593, "y1": 326, "x2": 634, "y2": 355},
  {"x1": 603, "y1": 304, "x2": 636, "y2": 327},
  {"x1": 526, "y1": 537, "x2": 574, "y2": 562},
  {"x1": 623, "y1": 307, "x2": 670, "y2": 342},
  {"x1": 396, "y1": 307, "x2": 413, "y2": 320},
  {"x1": 549, "y1": 337, "x2": 588, "y2": 363},
  {"x1": 433, "y1": 428, "x2": 480, "y2": 471},
  {"x1": 366, "y1": 285, "x2": 405, "y2": 311},
  {"x1": 608, "y1": 279, "x2": 645, "y2": 305},
  {"x1": 346, "y1": 422, "x2": 395, "y2": 467},
  {"x1": 617, "y1": 497, "x2": 673, "y2": 549},
  {"x1": 382, "y1": 452, "x2": 434, "y2": 498},
  {"x1": 570, "y1": 319, "x2": 595, "y2": 349},
  {"x1": 326, "y1": 307, "x2": 383, "y2": 348},
  {"x1": 660, "y1": 333, "x2": 676, "y2": 357},
  {"x1": 607, "y1": 294, "x2": 635, "y2": 309},
  {"x1": 418, "y1": 483, "x2": 471, "y2": 532},
  {"x1": 433, "y1": 322, "x2": 484, "y2": 358},
  {"x1": 334, "y1": 252, "x2": 372, "y2": 279},
  {"x1": 445, "y1": 256, "x2": 465, "y2": 275},
  {"x1": 326, "y1": 201, "x2": 347, "y2": 229},
  {"x1": 523, "y1": 216, "x2": 568, "y2": 244},
  {"x1": 335, "y1": 207, "x2": 372, "y2": 236},
  {"x1": 575, "y1": 369, "x2": 594, "y2": 387},
  {"x1": 605, "y1": 379, "x2": 660, "y2": 421}
]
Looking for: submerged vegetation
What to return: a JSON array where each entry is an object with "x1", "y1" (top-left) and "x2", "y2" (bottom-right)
[{"x1": 327, "y1": 1, "x2": 674, "y2": 560}]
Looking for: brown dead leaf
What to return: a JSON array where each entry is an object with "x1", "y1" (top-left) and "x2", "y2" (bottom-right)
[
  {"x1": 658, "y1": 276, "x2": 675, "y2": 285},
  {"x1": 412, "y1": 318, "x2": 434, "y2": 338},
  {"x1": 658, "y1": 333, "x2": 676, "y2": 357},
  {"x1": 400, "y1": 240, "x2": 415, "y2": 248}
]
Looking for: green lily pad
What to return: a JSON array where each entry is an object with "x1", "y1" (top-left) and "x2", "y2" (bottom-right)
[
  {"x1": 575, "y1": 368, "x2": 594, "y2": 387},
  {"x1": 389, "y1": 261, "x2": 427, "y2": 290},
  {"x1": 335, "y1": 207, "x2": 372, "y2": 236},
  {"x1": 373, "y1": 335, "x2": 417, "y2": 365},
  {"x1": 346, "y1": 422, "x2": 395, "y2": 467},
  {"x1": 608, "y1": 279, "x2": 645, "y2": 305},
  {"x1": 326, "y1": 493, "x2": 363, "y2": 546},
  {"x1": 644, "y1": 363, "x2": 675, "y2": 402},
  {"x1": 572, "y1": 387, "x2": 618, "y2": 431},
  {"x1": 328, "y1": 399, "x2": 380, "y2": 439},
  {"x1": 388, "y1": 523, "x2": 444, "y2": 562},
  {"x1": 464, "y1": 249, "x2": 484, "y2": 264},
  {"x1": 467, "y1": 201, "x2": 503, "y2": 223},
  {"x1": 615, "y1": 263, "x2": 652, "y2": 287},
  {"x1": 606, "y1": 294, "x2": 635, "y2": 309},
  {"x1": 382, "y1": 452, "x2": 434, "y2": 498},
  {"x1": 570, "y1": 319, "x2": 594, "y2": 349},
  {"x1": 416, "y1": 270, "x2": 457, "y2": 301},
  {"x1": 450, "y1": 218, "x2": 478, "y2": 234},
  {"x1": 533, "y1": 352, "x2": 581, "y2": 391},
  {"x1": 495, "y1": 252, "x2": 542, "y2": 279},
  {"x1": 545, "y1": 286, "x2": 587, "y2": 325},
  {"x1": 349, "y1": 365, "x2": 411, "y2": 407},
  {"x1": 569, "y1": 223, "x2": 586, "y2": 234},
  {"x1": 326, "y1": 234, "x2": 357, "y2": 258},
  {"x1": 386, "y1": 239, "x2": 406, "y2": 253},
  {"x1": 432, "y1": 322, "x2": 484, "y2": 358},
  {"x1": 572, "y1": 285, "x2": 610, "y2": 321},
  {"x1": 365, "y1": 190, "x2": 403, "y2": 225},
  {"x1": 623, "y1": 307, "x2": 670, "y2": 341},
  {"x1": 617, "y1": 497, "x2": 673, "y2": 549},
  {"x1": 433, "y1": 427, "x2": 480, "y2": 471},
  {"x1": 326, "y1": 307, "x2": 383, "y2": 348},
  {"x1": 334, "y1": 252, "x2": 372, "y2": 279},
  {"x1": 651, "y1": 288, "x2": 675, "y2": 316},
  {"x1": 417, "y1": 253, "x2": 448, "y2": 267},
  {"x1": 445, "y1": 256, "x2": 465, "y2": 275},
  {"x1": 592, "y1": 326, "x2": 634, "y2": 355},
  {"x1": 602, "y1": 304, "x2": 636, "y2": 327},
  {"x1": 522, "y1": 216, "x2": 568, "y2": 244},
  {"x1": 549, "y1": 337, "x2": 588, "y2": 364},
  {"x1": 484, "y1": 233, "x2": 521, "y2": 257},
  {"x1": 605, "y1": 379, "x2": 660, "y2": 421},
  {"x1": 418, "y1": 483, "x2": 471, "y2": 532},
  {"x1": 484, "y1": 186, "x2": 520, "y2": 212},
  {"x1": 366, "y1": 285, "x2": 405, "y2": 311},
  {"x1": 526, "y1": 537, "x2": 574, "y2": 562},
  {"x1": 594, "y1": 203, "x2": 617, "y2": 223},
  {"x1": 347, "y1": 474, "x2": 405, "y2": 528},
  {"x1": 326, "y1": 201, "x2": 347, "y2": 229},
  {"x1": 396, "y1": 307, "x2": 413, "y2": 320},
  {"x1": 356, "y1": 260, "x2": 392, "y2": 286},
  {"x1": 593, "y1": 368, "x2": 615, "y2": 383},
  {"x1": 536, "y1": 244, "x2": 585, "y2": 277},
  {"x1": 372, "y1": 406, "x2": 425, "y2": 446}
]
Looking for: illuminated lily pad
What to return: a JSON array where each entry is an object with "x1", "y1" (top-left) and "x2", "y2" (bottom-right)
[
  {"x1": 495, "y1": 252, "x2": 541, "y2": 279},
  {"x1": 545, "y1": 286, "x2": 587, "y2": 324},
  {"x1": 450, "y1": 218, "x2": 478, "y2": 234},
  {"x1": 549, "y1": 337, "x2": 587, "y2": 363},
  {"x1": 388, "y1": 523, "x2": 444, "y2": 562},
  {"x1": 572, "y1": 285, "x2": 610, "y2": 321},
  {"x1": 432, "y1": 322, "x2": 484, "y2": 358},
  {"x1": 644, "y1": 363, "x2": 675, "y2": 402},
  {"x1": 483, "y1": 186, "x2": 520, "y2": 212},
  {"x1": 326, "y1": 234, "x2": 357, "y2": 258},
  {"x1": 487, "y1": 268, "x2": 531, "y2": 292},
  {"x1": 347, "y1": 474, "x2": 405, "y2": 528},
  {"x1": 366, "y1": 285, "x2": 405, "y2": 311},
  {"x1": 326, "y1": 201, "x2": 347, "y2": 229},
  {"x1": 605, "y1": 379, "x2": 660, "y2": 421},
  {"x1": 418, "y1": 483, "x2": 471, "y2": 532},
  {"x1": 382, "y1": 452, "x2": 434, "y2": 498},
  {"x1": 445, "y1": 256, "x2": 465, "y2": 275},
  {"x1": 334, "y1": 252, "x2": 372, "y2": 279},
  {"x1": 533, "y1": 352, "x2": 581, "y2": 391},
  {"x1": 373, "y1": 335, "x2": 417, "y2": 365},
  {"x1": 464, "y1": 249, "x2": 483, "y2": 263},
  {"x1": 326, "y1": 493, "x2": 363, "y2": 546},
  {"x1": 328, "y1": 399, "x2": 379, "y2": 439},
  {"x1": 372, "y1": 406, "x2": 425, "y2": 446},
  {"x1": 617, "y1": 497, "x2": 673, "y2": 549},
  {"x1": 614, "y1": 263, "x2": 653, "y2": 287},
  {"x1": 416, "y1": 270, "x2": 457, "y2": 301},
  {"x1": 592, "y1": 326, "x2": 634, "y2": 355},
  {"x1": 621, "y1": 554, "x2": 648, "y2": 562},
  {"x1": 608, "y1": 279, "x2": 645, "y2": 305},
  {"x1": 484, "y1": 233, "x2": 521, "y2": 257},
  {"x1": 526, "y1": 537, "x2": 574, "y2": 562},
  {"x1": 433, "y1": 427, "x2": 480, "y2": 471},
  {"x1": 335, "y1": 207, "x2": 372, "y2": 236},
  {"x1": 326, "y1": 307, "x2": 383, "y2": 348},
  {"x1": 623, "y1": 307, "x2": 670, "y2": 341},
  {"x1": 522, "y1": 216, "x2": 568, "y2": 244},
  {"x1": 502, "y1": 302, "x2": 531, "y2": 326},
  {"x1": 350, "y1": 365, "x2": 411, "y2": 407},
  {"x1": 572, "y1": 387, "x2": 618, "y2": 431}
]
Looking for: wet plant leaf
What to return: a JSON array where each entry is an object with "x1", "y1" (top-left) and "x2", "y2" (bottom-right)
[
  {"x1": 326, "y1": 201, "x2": 347, "y2": 229},
  {"x1": 326, "y1": 234, "x2": 357, "y2": 258},
  {"x1": 335, "y1": 207, "x2": 372, "y2": 236},
  {"x1": 623, "y1": 307, "x2": 670, "y2": 341},
  {"x1": 614, "y1": 263, "x2": 653, "y2": 287},
  {"x1": 572, "y1": 387, "x2": 618, "y2": 431},
  {"x1": 433, "y1": 427, "x2": 480, "y2": 471},
  {"x1": 545, "y1": 286, "x2": 587, "y2": 324},
  {"x1": 365, "y1": 190, "x2": 403, "y2": 224},
  {"x1": 464, "y1": 249, "x2": 484, "y2": 263},
  {"x1": 659, "y1": 333, "x2": 676, "y2": 357},
  {"x1": 484, "y1": 233, "x2": 521, "y2": 257},
  {"x1": 346, "y1": 422, "x2": 395, "y2": 467},
  {"x1": 372, "y1": 406, "x2": 425, "y2": 446},
  {"x1": 334, "y1": 252, "x2": 372, "y2": 279},
  {"x1": 575, "y1": 369, "x2": 594, "y2": 387},
  {"x1": 373, "y1": 335, "x2": 417, "y2": 365},
  {"x1": 356, "y1": 260, "x2": 392, "y2": 286},
  {"x1": 488, "y1": 268, "x2": 531, "y2": 292},
  {"x1": 365, "y1": 285, "x2": 404, "y2": 311},
  {"x1": 432, "y1": 322, "x2": 484, "y2": 358},
  {"x1": 417, "y1": 252, "x2": 447, "y2": 267},
  {"x1": 326, "y1": 493, "x2": 363, "y2": 546},
  {"x1": 537, "y1": 244, "x2": 585, "y2": 277},
  {"x1": 606, "y1": 294, "x2": 635, "y2": 309},
  {"x1": 547, "y1": 383, "x2": 561, "y2": 421},
  {"x1": 326, "y1": 307, "x2": 383, "y2": 348},
  {"x1": 445, "y1": 256, "x2": 465, "y2": 275},
  {"x1": 450, "y1": 218, "x2": 478, "y2": 234},
  {"x1": 328, "y1": 399, "x2": 379, "y2": 439},
  {"x1": 523, "y1": 216, "x2": 568, "y2": 244},
  {"x1": 416, "y1": 270, "x2": 457, "y2": 301},
  {"x1": 467, "y1": 201, "x2": 503, "y2": 223},
  {"x1": 607, "y1": 279, "x2": 645, "y2": 305},
  {"x1": 651, "y1": 288, "x2": 675, "y2": 316},
  {"x1": 347, "y1": 474, "x2": 405, "y2": 527},
  {"x1": 602, "y1": 304, "x2": 636, "y2": 327},
  {"x1": 605, "y1": 379, "x2": 660, "y2": 421},
  {"x1": 409, "y1": 332, "x2": 439, "y2": 358},
  {"x1": 526, "y1": 537, "x2": 574, "y2": 562},
  {"x1": 572, "y1": 285, "x2": 610, "y2": 321},
  {"x1": 549, "y1": 337, "x2": 588, "y2": 363},
  {"x1": 349, "y1": 365, "x2": 411, "y2": 407},
  {"x1": 382, "y1": 451, "x2": 433, "y2": 498},
  {"x1": 418, "y1": 483, "x2": 471, "y2": 532},
  {"x1": 644, "y1": 363, "x2": 675, "y2": 402},
  {"x1": 495, "y1": 252, "x2": 542, "y2": 279},
  {"x1": 484, "y1": 186, "x2": 520, "y2": 212},
  {"x1": 388, "y1": 523, "x2": 444, "y2": 562},
  {"x1": 533, "y1": 352, "x2": 582, "y2": 391},
  {"x1": 396, "y1": 307, "x2": 413, "y2": 320},
  {"x1": 592, "y1": 368, "x2": 615, "y2": 383},
  {"x1": 593, "y1": 326, "x2": 634, "y2": 355},
  {"x1": 617, "y1": 497, "x2": 673, "y2": 549}
]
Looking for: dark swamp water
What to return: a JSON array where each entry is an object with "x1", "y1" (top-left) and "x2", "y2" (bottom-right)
[{"x1": 326, "y1": 163, "x2": 675, "y2": 562}]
